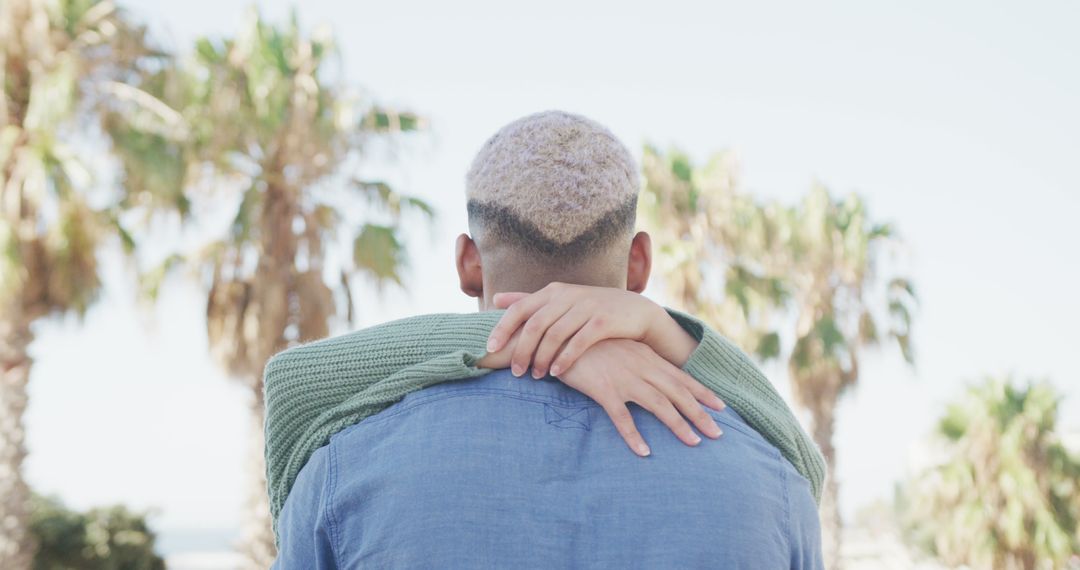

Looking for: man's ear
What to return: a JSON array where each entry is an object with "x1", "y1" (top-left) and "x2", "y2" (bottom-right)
[
  {"x1": 455, "y1": 233, "x2": 484, "y2": 298},
  {"x1": 626, "y1": 231, "x2": 652, "y2": 293}
]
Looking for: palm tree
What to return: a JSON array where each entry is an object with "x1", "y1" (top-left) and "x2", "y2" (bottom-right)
[
  {"x1": 783, "y1": 184, "x2": 915, "y2": 566},
  {"x1": 0, "y1": 2, "x2": 161, "y2": 567},
  {"x1": 901, "y1": 378, "x2": 1080, "y2": 569},
  {"x1": 638, "y1": 145, "x2": 789, "y2": 356},
  {"x1": 640, "y1": 148, "x2": 916, "y2": 568},
  {"x1": 107, "y1": 10, "x2": 433, "y2": 566}
]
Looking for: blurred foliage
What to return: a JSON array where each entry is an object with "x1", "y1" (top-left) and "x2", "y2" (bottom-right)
[
  {"x1": 1, "y1": 1, "x2": 168, "y2": 567},
  {"x1": 638, "y1": 147, "x2": 785, "y2": 355},
  {"x1": 0, "y1": 0, "x2": 165, "y2": 319},
  {"x1": 900, "y1": 378, "x2": 1080, "y2": 569},
  {"x1": 639, "y1": 146, "x2": 916, "y2": 566},
  {"x1": 30, "y1": 495, "x2": 164, "y2": 570},
  {"x1": 99, "y1": 7, "x2": 435, "y2": 566},
  {"x1": 3, "y1": 1, "x2": 432, "y2": 566},
  {"x1": 104, "y1": 6, "x2": 433, "y2": 381}
]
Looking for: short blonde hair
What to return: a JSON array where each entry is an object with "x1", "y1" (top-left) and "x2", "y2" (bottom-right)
[{"x1": 466, "y1": 110, "x2": 639, "y2": 261}]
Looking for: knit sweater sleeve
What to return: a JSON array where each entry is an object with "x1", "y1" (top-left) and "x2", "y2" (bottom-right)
[
  {"x1": 665, "y1": 308, "x2": 827, "y2": 503},
  {"x1": 264, "y1": 309, "x2": 827, "y2": 541},
  {"x1": 263, "y1": 312, "x2": 503, "y2": 536}
]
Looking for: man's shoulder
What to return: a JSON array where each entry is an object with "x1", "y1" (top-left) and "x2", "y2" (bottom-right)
[
  {"x1": 266, "y1": 313, "x2": 439, "y2": 364},
  {"x1": 332, "y1": 367, "x2": 775, "y2": 455},
  {"x1": 332, "y1": 369, "x2": 592, "y2": 434},
  {"x1": 403, "y1": 368, "x2": 595, "y2": 404},
  {"x1": 263, "y1": 312, "x2": 473, "y2": 392}
]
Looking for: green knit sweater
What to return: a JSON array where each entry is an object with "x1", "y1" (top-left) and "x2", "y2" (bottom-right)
[{"x1": 263, "y1": 308, "x2": 826, "y2": 539}]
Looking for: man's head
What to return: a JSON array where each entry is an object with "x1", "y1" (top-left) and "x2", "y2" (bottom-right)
[{"x1": 456, "y1": 111, "x2": 652, "y2": 309}]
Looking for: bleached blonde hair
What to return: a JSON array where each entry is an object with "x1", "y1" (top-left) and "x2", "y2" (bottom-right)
[{"x1": 465, "y1": 110, "x2": 639, "y2": 261}]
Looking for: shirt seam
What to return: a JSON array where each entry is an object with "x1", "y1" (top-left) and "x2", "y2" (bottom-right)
[
  {"x1": 409, "y1": 385, "x2": 593, "y2": 408},
  {"x1": 332, "y1": 386, "x2": 763, "y2": 443},
  {"x1": 326, "y1": 441, "x2": 343, "y2": 569},
  {"x1": 336, "y1": 388, "x2": 597, "y2": 432},
  {"x1": 703, "y1": 409, "x2": 771, "y2": 440},
  {"x1": 780, "y1": 450, "x2": 793, "y2": 562}
]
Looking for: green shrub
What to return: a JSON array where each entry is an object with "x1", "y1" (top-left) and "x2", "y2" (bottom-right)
[{"x1": 30, "y1": 495, "x2": 165, "y2": 570}]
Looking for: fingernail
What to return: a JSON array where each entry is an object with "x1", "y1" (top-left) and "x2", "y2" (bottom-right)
[
  {"x1": 690, "y1": 434, "x2": 702, "y2": 445},
  {"x1": 636, "y1": 443, "x2": 651, "y2": 457},
  {"x1": 550, "y1": 364, "x2": 562, "y2": 376},
  {"x1": 708, "y1": 424, "x2": 722, "y2": 438},
  {"x1": 713, "y1": 398, "x2": 726, "y2": 411},
  {"x1": 511, "y1": 364, "x2": 524, "y2": 377},
  {"x1": 532, "y1": 369, "x2": 544, "y2": 379},
  {"x1": 487, "y1": 339, "x2": 498, "y2": 352}
]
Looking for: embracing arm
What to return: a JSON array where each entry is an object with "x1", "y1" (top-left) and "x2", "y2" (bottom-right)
[
  {"x1": 264, "y1": 306, "x2": 726, "y2": 534},
  {"x1": 486, "y1": 283, "x2": 826, "y2": 503},
  {"x1": 263, "y1": 311, "x2": 502, "y2": 536},
  {"x1": 664, "y1": 308, "x2": 826, "y2": 503},
  {"x1": 264, "y1": 302, "x2": 825, "y2": 539}
]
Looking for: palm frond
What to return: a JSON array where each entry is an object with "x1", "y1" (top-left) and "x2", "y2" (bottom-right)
[
  {"x1": 904, "y1": 378, "x2": 1080, "y2": 566},
  {"x1": 138, "y1": 253, "x2": 185, "y2": 303},
  {"x1": 363, "y1": 108, "x2": 424, "y2": 133},
  {"x1": 353, "y1": 223, "x2": 405, "y2": 286}
]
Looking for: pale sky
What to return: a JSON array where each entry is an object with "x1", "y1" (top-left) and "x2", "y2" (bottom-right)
[{"x1": 24, "y1": 0, "x2": 1080, "y2": 552}]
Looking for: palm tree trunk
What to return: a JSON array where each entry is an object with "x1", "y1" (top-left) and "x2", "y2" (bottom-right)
[
  {"x1": 239, "y1": 381, "x2": 276, "y2": 569},
  {"x1": 811, "y1": 403, "x2": 841, "y2": 569},
  {"x1": 235, "y1": 173, "x2": 291, "y2": 569},
  {"x1": 0, "y1": 313, "x2": 37, "y2": 569}
]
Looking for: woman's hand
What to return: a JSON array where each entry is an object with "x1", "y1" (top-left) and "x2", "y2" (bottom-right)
[
  {"x1": 478, "y1": 301, "x2": 725, "y2": 456},
  {"x1": 557, "y1": 339, "x2": 725, "y2": 457},
  {"x1": 486, "y1": 282, "x2": 699, "y2": 379}
]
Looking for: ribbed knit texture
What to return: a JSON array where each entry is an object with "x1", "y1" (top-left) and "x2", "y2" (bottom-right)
[
  {"x1": 665, "y1": 309, "x2": 827, "y2": 501},
  {"x1": 263, "y1": 309, "x2": 826, "y2": 543}
]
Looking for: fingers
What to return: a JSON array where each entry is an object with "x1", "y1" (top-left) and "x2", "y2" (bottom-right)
[
  {"x1": 652, "y1": 368, "x2": 723, "y2": 439},
  {"x1": 628, "y1": 383, "x2": 702, "y2": 447},
  {"x1": 492, "y1": 291, "x2": 530, "y2": 309},
  {"x1": 548, "y1": 316, "x2": 608, "y2": 377},
  {"x1": 600, "y1": 400, "x2": 651, "y2": 457},
  {"x1": 681, "y1": 372, "x2": 726, "y2": 413},
  {"x1": 509, "y1": 303, "x2": 571, "y2": 377},
  {"x1": 487, "y1": 291, "x2": 549, "y2": 353},
  {"x1": 531, "y1": 309, "x2": 591, "y2": 378},
  {"x1": 641, "y1": 356, "x2": 723, "y2": 439}
]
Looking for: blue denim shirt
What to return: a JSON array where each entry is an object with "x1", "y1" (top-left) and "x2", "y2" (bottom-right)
[{"x1": 274, "y1": 368, "x2": 823, "y2": 569}]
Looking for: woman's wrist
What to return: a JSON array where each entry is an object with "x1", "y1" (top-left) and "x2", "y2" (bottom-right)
[{"x1": 644, "y1": 305, "x2": 700, "y2": 367}]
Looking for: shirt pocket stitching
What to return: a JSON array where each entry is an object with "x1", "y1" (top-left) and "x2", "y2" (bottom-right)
[{"x1": 543, "y1": 403, "x2": 592, "y2": 430}]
